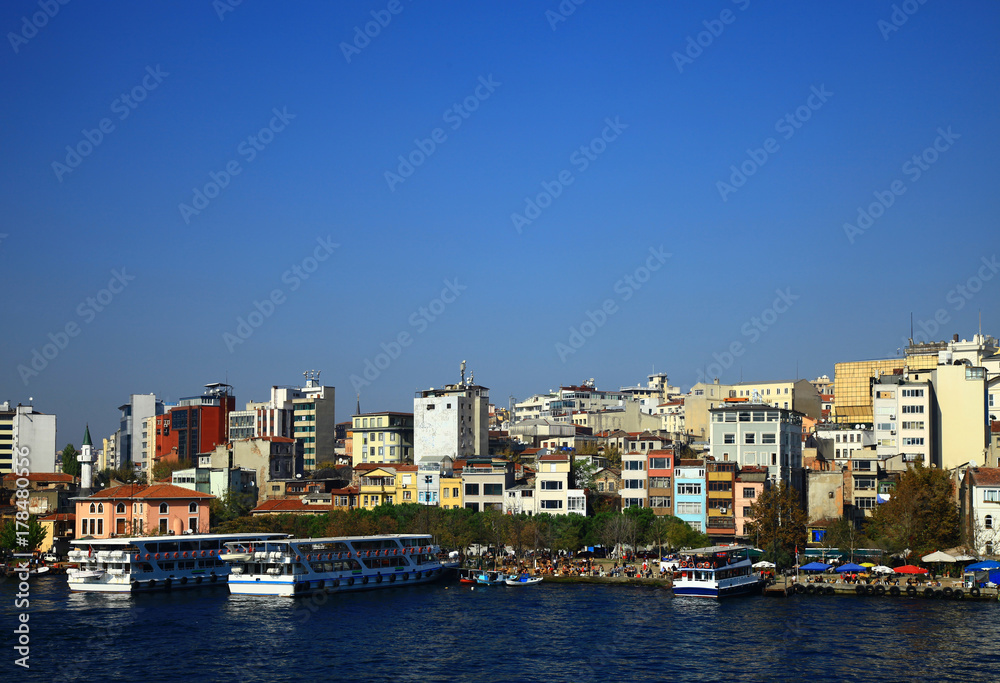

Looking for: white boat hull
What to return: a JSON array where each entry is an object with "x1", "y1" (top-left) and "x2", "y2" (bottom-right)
[{"x1": 230, "y1": 567, "x2": 446, "y2": 597}]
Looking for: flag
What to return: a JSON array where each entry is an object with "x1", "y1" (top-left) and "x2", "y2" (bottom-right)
[{"x1": 88, "y1": 545, "x2": 93, "y2": 558}]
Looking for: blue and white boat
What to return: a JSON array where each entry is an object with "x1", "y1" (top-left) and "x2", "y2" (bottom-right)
[
  {"x1": 66, "y1": 533, "x2": 287, "y2": 593},
  {"x1": 672, "y1": 545, "x2": 763, "y2": 599},
  {"x1": 224, "y1": 533, "x2": 448, "y2": 597}
]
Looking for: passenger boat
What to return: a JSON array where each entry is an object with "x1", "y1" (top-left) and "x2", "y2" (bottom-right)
[
  {"x1": 671, "y1": 545, "x2": 763, "y2": 599},
  {"x1": 66, "y1": 533, "x2": 287, "y2": 593},
  {"x1": 505, "y1": 573, "x2": 542, "y2": 586},
  {"x1": 225, "y1": 533, "x2": 448, "y2": 597}
]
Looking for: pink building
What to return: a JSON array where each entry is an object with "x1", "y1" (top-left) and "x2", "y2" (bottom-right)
[
  {"x1": 75, "y1": 483, "x2": 213, "y2": 538},
  {"x1": 735, "y1": 467, "x2": 768, "y2": 539}
]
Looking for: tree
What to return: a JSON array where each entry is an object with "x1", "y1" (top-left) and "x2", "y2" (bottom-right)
[
  {"x1": 604, "y1": 446, "x2": 622, "y2": 468},
  {"x1": 823, "y1": 516, "x2": 868, "y2": 562},
  {"x1": 60, "y1": 444, "x2": 80, "y2": 478},
  {"x1": 866, "y1": 465, "x2": 959, "y2": 557},
  {"x1": 572, "y1": 458, "x2": 598, "y2": 490},
  {"x1": 744, "y1": 482, "x2": 806, "y2": 566},
  {"x1": 210, "y1": 488, "x2": 257, "y2": 528},
  {"x1": 1, "y1": 517, "x2": 48, "y2": 553},
  {"x1": 150, "y1": 458, "x2": 192, "y2": 483}
]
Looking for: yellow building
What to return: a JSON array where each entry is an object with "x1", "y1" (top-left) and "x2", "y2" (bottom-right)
[
  {"x1": 354, "y1": 464, "x2": 417, "y2": 508},
  {"x1": 351, "y1": 412, "x2": 414, "y2": 467},
  {"x1": 440, "y1": 474, "x2": 463, "y2": 509}
]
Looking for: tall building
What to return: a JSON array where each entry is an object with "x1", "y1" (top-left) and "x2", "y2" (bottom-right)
[
  {"x1": 228, "y1": 372, "x2": 335, "y2": 470},
  {"x1": 414, "y1": 370, "x2": 489, "y2": 464},
  {"x1": 155, "y1": 383, "x2": 235, "y2": 464},
  {"x1": 350, "y1": 412, "x2": 414, "y2": 466},
  {"x1": 9, "y1": 403, "x2": 57, "y2": 473},
  {"x1": 117, "y1": 393, "x2": 164, "y2": 472},
  {"x1": 0, "y1": 402, "x2": 14, "y2": 474},
  {"x1": 872, "y1": 374, "x2": 933, "y2": 465}
]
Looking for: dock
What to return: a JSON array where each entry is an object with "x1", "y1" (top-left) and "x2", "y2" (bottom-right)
[{"x1": 764, "y1": 576, "x2": 1000, "y2": 602}]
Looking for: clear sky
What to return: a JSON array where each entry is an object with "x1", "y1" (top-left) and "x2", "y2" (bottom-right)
[{"x1": 2, "y1": 1, "x2": 999, "y2": 449}]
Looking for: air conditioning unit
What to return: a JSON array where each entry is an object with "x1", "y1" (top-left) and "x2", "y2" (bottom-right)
[
  {"x1": 890, "y1": 431, "x2": 895, "y2": 435},
  {"x1": 719, "y1": 508, "x2": 728, "y2": 515},
  {"x1": 889, "y1": 415, "x2": 895, "y2": 420}
]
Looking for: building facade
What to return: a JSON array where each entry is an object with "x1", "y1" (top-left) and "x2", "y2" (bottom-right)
[
  {"x1": 414, "y1": 381, "x2": 489, "y2": 464},
  {"x1": 350, "y1": 412, "x2": 414, "y2": 466}
]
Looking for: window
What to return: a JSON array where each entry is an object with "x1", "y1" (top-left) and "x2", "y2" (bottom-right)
[
  {"x1": 453, "y1": 487, "x2": 459, "y2": 497},
  {"x1": 159, "y1": 503, "x2": 168, "y2": 514},
  {"x1": 650, "y1": 457, "x2": 669, "y2": 470},
  {"x1": 742, "y1": 506, "x2": 752, "y2": 517},
  {"x1": 723, "y1": 434, "x2": 735, "y2": 444},
  {"x1": 89, "y1": 503, "x2": 96, "y2": 513},
  {"x1": 985, "y1": 515, "x2": 993, "y2": 530},
  {"x1": 708, "y1": 481, "x2": 731, "y2": 492},
  {"x1": 902, "y1": 421, "x2": 924, "y2": 430},
  {"x1": 598, "y1": 482, "x2": 605, "y2": 492},
  {"x1": 650, "y1": 496, "x2": 671, "y2": 508},
  {"x1": 855, "y1": 477, "x2": 876, "y2": 490},
  {"x1": 742, "y1": 487, "x2": 756, "y2": 499},
  {"x1": 983, "y1": 489, "x2": 1000, "y2": 503},
  {"x1": 540, "y1": 481, "x2": 563, "y2": 490},
  {"x1": 188, "y1": 502, "x2": 198, "y2": 513},
  {"x1": 464, "y1": 483, "x2": 479, "y2": 496},
  {"x1": 403, "y1": 490, "x2": 412, "y2": 500},
  {"x1": 484, "y1": 484, "x2": 503, "y2": 496},
  {"x1": 624, "y1": 460, "x2": 644, "y2": 471},
  {"x1": 856, "y1": 497, "x2": 876, "y2": 510},
  {"x1": 677, "y1": 483, "x2": 702, "y2": 495},
  {"x1": 744, "y1": 433, "x2": 756, "y2": 444},
  {"x1": 115, "y1": 503, "x2": 125, "y2": 514},
  {"x1": 188, "y1": 518, "x2": 198, "y2": 533},
  {"x1": 762, "y1": 433, "x2": 776, "y2": 444},
  {"x1": 902, "y1": 405, "x2": 924, "y2": 414},
  {"x1": 540, "y1": 500, "x2": 563, "y2": 510},
  {"x1": 649, "y1": 476, "x2": 671, "y2": 489},
  {"x1": 159, "y1": 519, "x2": 167, "y2": 533},
  {"x1": 902, "y1": 437, "x2": 924, "y2": 446},
  {"x1": 426, "y1": 404, "x2": 435, "y2": 410},
  {"x1": 676, "y1": 501, "x2": 702, "y2": 515},
  {"x1": 624, "y1": 479, "x2": 644, "y2": 489}
]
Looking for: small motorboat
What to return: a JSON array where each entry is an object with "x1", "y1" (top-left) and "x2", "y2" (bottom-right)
[
  {"x1": 475, "y1": 570, "x2": 507, "y2": 586},
  {"x1": 505, "y1": 574, "x2": 542, "y2": 586},
  {"x1": 30, "y1": 566, "x2": 52, "y2": 576}
]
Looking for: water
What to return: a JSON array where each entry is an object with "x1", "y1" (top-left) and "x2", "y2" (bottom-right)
[{"x1": 4, "y1": 574, "x2": 1000, "y2": 681}]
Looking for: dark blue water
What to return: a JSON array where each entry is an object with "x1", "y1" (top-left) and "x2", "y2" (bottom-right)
[{"x1": 4, "y1": 573, "x2": 1000, "y2": 681}]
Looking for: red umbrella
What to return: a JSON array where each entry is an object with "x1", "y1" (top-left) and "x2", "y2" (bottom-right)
[{"x1": 893, "y1": 565, "x2": 928, "y2": 574}]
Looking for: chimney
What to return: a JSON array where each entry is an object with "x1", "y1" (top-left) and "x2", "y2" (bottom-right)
[{"x1": 953, "y1": 333, "x2": 959, "y2": 342}]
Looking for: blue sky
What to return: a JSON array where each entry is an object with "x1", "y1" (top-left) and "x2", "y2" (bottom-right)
[{"x1": 2, "y1": 0, "x2": 999, "y2": 449}]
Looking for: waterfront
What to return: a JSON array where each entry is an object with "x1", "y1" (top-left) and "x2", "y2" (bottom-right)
[{"x1": 4, "y1": 574, "x2": 1000, "y2": 681}]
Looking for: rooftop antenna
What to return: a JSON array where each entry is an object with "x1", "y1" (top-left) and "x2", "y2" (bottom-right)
[
  {"x1": 909, "y1": 313, "x2": 914, "y2": 345},
  {"x1": 460, "y1": 360, "x2": 467, "y2": 386}
]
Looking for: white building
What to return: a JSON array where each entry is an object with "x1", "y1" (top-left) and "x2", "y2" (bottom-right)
[
  {"x1": 960, "y1": 467, "x2": 1000, "y2": 556},
  {"x1": 872, "y1": 374, "x2": 933, "y2": 465},
  {"x1": 620, "y1": 451, "x2": 648, "y2": 509},
  {"x1": 708, "y1": 402, "x2": 803, "y2": 485},
  {"x1": 414, "y1": 381, "x2": 489, "y2": 464},
  {"x1": 534, "y1": 452, "x2": 585, "y2": 515},
  {"x1": 118, "y1": 393, "x2": 164, "y2": 473},
  {"x1": 11, "y1": 404, "x2": 57, "y2": 473}
]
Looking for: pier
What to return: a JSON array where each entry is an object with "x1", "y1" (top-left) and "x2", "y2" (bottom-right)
[{"x1": 764, "y1": 576, "x2": 1000, "y2": 601}]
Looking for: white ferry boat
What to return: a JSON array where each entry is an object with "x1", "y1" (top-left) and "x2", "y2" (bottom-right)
[
  {"x1": 66, "y1": 533, "x2": 287, "y2": 593},
  {"x1": 224, "y1": 533, "x2": 448, "y2": 597},
  {"x1": 672, "y1": 545, "x2": 763, "y2": 599}
]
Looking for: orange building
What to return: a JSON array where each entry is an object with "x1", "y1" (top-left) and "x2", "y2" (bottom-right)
[{"x1": 75, "y1": 483, "x2": 213, "y2": 538}]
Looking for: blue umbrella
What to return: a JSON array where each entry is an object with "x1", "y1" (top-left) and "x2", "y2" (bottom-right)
[
  {"x1": 965, "y1": 560, "x2": 1000, "y2": 571},
  {"x1": 799, "y1": 562, "x2": 831, "y2": 571},
  {"x1": 836, "y1": 562, "x2": 867, "y2": 573}
]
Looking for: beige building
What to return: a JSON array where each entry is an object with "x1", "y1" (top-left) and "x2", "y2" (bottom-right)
[
  {"x1": 570, "y1": 401, "x2": 662, "y2": 433},
  {"x1": 350, "y1": 411, "x2": 414, "y2": 466},
  {"x1": 906, "y1": 363, "x2": 990, "y2": 471}
]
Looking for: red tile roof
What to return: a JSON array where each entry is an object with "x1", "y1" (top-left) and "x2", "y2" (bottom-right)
[
  {"x1": 969, "y1": 468, "x2": 1000, "y2": 486},
  {"x1": 38, "y1": 513, "x2": 75, "y2": 522},
  {"x1": 85, "y1": 483, "x2": 214, "y2": 500},
  {"x1": 538, "y1": 453, "x2": 569, "y2": 461},
  {"x1": 3, "y1": 472, "x2": 75, "y2": 484}
]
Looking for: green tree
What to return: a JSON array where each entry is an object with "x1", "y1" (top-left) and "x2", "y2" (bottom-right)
[
  {"x1": 150, "y1": 458, "x2": 192, "y2": 483},
  {"x1": 60, "y1": 444, "x2": 80, "y2": 478},
  {"x1": 823, "y1": 516, "x2": 868, "y2": 562},
  {"x1": 572, "y1": 457, "x2": 598, "y2": 490},
  {"x1": 1, "y1": 517, "x2": 48, "y2": 553},
  {"x1": 745, "y1": 482, "x2": 806, "y2": 566},
  {"x1": 865, "y1": 465, "x2": 959, "y2": 557},
  {"x1": 209, "y1": 488, "x2": 257, "y2": 528}
]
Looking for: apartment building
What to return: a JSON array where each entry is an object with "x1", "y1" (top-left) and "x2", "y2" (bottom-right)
[{"x1": 350, "y1": 412, "x2": 414, "y2": 466}]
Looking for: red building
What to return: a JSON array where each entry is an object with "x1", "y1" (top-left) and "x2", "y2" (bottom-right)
[
  {"x1": 155, "y1": 384, "x2": 235, "y2": 463},
  {"x1": 646, "y1": 448, "x2": 674, "y2": 516}
]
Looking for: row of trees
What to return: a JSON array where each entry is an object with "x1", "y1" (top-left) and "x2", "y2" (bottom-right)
[{"x1": 213, "y1": 505, "x2": 711, "y2": 559}]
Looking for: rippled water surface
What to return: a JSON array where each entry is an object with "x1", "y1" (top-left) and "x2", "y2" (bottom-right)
[{"x1": 4, "y1": 574, "x2": 999, "y2": 681}]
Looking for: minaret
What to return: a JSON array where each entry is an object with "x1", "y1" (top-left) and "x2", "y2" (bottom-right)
[{"x1": 78, "y1": 424, "x2": 94, "y2": 494}]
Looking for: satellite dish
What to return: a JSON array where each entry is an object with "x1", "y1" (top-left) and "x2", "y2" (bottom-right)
[{"x1": 855, "y1": 424, "x2": 861, "y2": 430}]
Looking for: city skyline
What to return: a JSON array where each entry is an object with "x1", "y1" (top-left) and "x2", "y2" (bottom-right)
[{"x1": 2, "y1": 1, "x2": 998, "y2": 449}]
